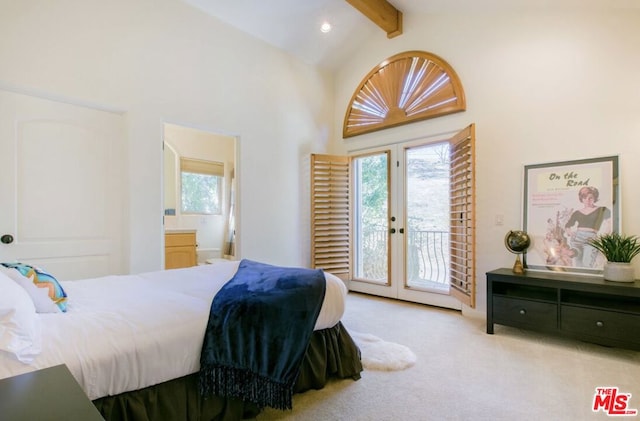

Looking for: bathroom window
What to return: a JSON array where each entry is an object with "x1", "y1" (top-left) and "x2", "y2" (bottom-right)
[{"x1": 180, "y1": 158, "x2": 223, "y2": 215}]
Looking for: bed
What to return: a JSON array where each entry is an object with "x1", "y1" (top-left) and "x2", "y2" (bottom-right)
[{"x1": 0, "y1": 259, "x2": 363, "y2": 421}]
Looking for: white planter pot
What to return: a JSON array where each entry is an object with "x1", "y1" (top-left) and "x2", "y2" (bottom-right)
[{"x1": 603, "y1": 262, "x2": 636, "y2": 283}]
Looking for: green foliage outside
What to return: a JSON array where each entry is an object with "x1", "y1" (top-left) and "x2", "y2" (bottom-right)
[
  {"x1": 181, "y1": 172, "x2": 221, "y2": 214},
  {"x1": 359, "y1": 154, "x2": 388, "y2": 232}
]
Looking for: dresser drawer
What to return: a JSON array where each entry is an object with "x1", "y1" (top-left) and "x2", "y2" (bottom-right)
[
  {"x1": 492, "y1": 296, "x2": 557, "y2": 330},
  {"x1": 561, "y1": 306, "x2": 640, "y2": 345},
  {"x1": 165, "y1": 232, "x2": 196, "y2": 247}
]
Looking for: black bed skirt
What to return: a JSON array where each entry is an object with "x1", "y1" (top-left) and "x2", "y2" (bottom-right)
[{"x1": 93, "y1": 322, "x2": 362, "y2": 421}]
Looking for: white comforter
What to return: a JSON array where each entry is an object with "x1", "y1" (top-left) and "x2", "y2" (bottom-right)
[{"x1": 0, "y1": 261, "x2": 346, "y2": 400}]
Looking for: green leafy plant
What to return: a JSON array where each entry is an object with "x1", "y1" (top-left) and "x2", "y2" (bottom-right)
[{"x1": 588, "y1": 233, "x2": 640, "y2": 263}]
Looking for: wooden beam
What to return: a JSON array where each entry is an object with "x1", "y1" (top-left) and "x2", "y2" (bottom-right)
[{"x1": 346, "y1": 0, "x2": 403, "y2": 38}]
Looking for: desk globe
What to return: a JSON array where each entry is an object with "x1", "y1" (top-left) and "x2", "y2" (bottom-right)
[{"x1": 505, "y1": 230, "x2": 530, "y2": 274}]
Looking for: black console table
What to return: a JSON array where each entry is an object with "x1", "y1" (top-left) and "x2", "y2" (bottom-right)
[
  {"x1": 486, "y1": 268, "x2": 640, "y2": 351},
  {"x1": 0, "y1": 364, "x2": 104, "y2": 421}
]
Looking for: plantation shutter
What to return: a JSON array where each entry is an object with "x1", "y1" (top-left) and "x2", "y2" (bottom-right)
[
  {"x1": 310, "y1": 154, "x2": 351, "y2": 281},
  {"x1": 343, "y1": 50, "x2": 466, "y2": 138},
  {"x1": 449, "y1": 124, "x2": 476, "y2": 307}
]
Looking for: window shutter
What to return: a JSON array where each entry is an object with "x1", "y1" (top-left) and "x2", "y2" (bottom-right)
[
  {"x1": 449, "y1": 124, "x2": 476, "y2": 308},
  {"x1": 343, "y1": 50, "x2": 466, "y2": 138},
  {"x1": 180, "y1": 157, "x2": 224, "y2": 176},
  {"x1": 310, "y1": 154, "x2": 350, "y2": 281}
]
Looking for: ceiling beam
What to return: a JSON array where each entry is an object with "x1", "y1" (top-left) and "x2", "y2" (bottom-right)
[{"x1": 346, "y1": 0, "x2": 403, "y2": 38}]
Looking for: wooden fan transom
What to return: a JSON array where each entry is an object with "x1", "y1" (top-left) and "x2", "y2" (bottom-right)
[{"x1": 343, "y1": 51, "x2": 466, "y2": 138}]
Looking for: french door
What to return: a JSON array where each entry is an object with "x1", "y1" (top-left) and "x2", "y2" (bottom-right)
[
  {"x1": 349, "y1": 126, "x2": 476, "y2": 310},
  {"x1": 349, "y1": 139, "x2": 459, "y2": 309},
  {"x1": 311, "y1": 125, "x2": 475, "y2": 309}
]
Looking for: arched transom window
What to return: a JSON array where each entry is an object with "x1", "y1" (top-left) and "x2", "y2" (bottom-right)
[{"x1": 343, "y1": 51, "x2": 466, "y2": 138}]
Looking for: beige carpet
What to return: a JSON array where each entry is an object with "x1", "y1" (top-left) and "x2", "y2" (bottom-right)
[{"x1": 257, "y1": 292, "x2": 640, "y2": 421}]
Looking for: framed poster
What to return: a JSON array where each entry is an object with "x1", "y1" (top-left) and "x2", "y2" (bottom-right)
[{"x1": 523, "y1": 156, "x2": 619, "y2": 275}]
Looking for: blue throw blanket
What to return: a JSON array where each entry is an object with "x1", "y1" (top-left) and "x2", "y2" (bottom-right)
[{"x1": 198, "y1": 259, "x2": 327, "y2": 410}]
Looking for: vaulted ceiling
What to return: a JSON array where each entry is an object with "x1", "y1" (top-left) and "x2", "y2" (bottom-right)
[{"x1": 182, "y1": 0, "x2": 640, "y2": 71}]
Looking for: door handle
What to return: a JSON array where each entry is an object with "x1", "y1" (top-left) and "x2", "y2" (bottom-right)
[
  {"x1": 1, "y1": 234, "x2": 14, "y2": 244},
  {"x1": 389, "y1": 228, "x2": 396, "y2": 234}
]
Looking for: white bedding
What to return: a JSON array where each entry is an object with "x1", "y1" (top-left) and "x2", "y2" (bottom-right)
[{"x1": 0, "y1": 261, "x2": 346, "y2": 400}]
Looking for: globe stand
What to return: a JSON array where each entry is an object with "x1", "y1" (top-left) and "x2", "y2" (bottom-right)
[
  {"x1": 512, "y1": 254, "x2": 525, "y2": 274},
  {"x1": 504, "y1": 230, "x2": 530, "y2": 275}
]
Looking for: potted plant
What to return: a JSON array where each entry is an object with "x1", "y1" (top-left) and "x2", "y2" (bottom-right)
[{"x1": 588, "y1": 232, "x2": 640, "y2": 282}]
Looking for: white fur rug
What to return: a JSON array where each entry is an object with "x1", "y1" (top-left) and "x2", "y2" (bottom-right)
[{"x1": 350, "y1": 331, "x2": 417, "y2": 371}]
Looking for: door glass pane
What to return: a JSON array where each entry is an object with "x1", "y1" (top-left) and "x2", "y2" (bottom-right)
[
  {"x1": 353, "y1": 153, "x2": 388, "y2": 283},
  {"x1": 405, "y1": 143, "x2": 450, "y2": 292}
]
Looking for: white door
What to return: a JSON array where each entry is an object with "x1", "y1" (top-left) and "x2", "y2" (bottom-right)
[
  {"x1": 349, "y1": 138, "x2": 462, "y2": 310},
  {"x1": 0, "y1": 90, "x2": 125, "y2": 280}
]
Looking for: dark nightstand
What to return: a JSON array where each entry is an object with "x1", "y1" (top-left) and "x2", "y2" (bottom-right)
[{"x1": 0, "y1": 364, "x2": 104, "y2": 421}]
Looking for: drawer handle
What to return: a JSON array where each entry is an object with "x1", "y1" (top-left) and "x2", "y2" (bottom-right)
[
  {"x1": 519, "y1": 309, "x2": 526, "y2": 315},
  {"x1": 596, "y1": 321, "x2": 604, "y2": 328}
]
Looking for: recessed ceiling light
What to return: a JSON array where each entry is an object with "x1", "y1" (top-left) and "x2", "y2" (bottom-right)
[{"x1": 320, "y1": 22, "x2": 332, "y2": 33}]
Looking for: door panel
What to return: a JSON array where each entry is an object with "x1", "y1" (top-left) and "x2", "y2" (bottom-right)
[
  {"x1": 352, "y1": 151, "x2": 390, "y2": 283},
  {"x1": 0, "y1": 90, "x2": 125, "y2": 280},
  {"x1": 349, "y1": 150, "x2": 395, "y2": 298},
  {"x1": 397, "y1": 141, "x2": 461, "y2": 309},
  {"x1": 404, "y1": 142, "x2": 450, "y2": 291}
]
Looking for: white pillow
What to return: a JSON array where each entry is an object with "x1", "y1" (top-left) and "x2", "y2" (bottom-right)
[
  {"x1": 0, "y1": 271, "x2": 42, "y2": 363},
  {"x1": 0, "y1": 266, "x2": 61, "y2": 313}
]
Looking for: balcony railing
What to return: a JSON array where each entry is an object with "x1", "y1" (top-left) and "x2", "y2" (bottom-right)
[
  {"x1": 359, "y1": 229, "x2": 449, "y2": 286},
  {"x1": 407, "y1": 230, "x2": 449, "y2": 287}
]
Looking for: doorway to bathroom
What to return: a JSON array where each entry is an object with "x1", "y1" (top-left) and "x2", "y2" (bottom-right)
[{"x1": 163, "y1": 123, "x2": 238, "y2": 267}]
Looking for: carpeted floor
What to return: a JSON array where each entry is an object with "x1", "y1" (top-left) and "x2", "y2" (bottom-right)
[{"x1": 256, "y1": 292, "x2": 640, "y2": 421}]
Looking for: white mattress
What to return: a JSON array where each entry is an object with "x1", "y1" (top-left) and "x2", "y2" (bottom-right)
[{"x1": 0, "y1": 261, "x2": 346, "y2": 400}]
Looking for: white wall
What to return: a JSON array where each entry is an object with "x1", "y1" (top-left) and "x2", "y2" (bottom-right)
[
  {"x1": 333, "y1": 10, "x2": 640, "y2": 315},
  {"x1": 0, "y1": 0, "x2": 334, "y2": 272}
]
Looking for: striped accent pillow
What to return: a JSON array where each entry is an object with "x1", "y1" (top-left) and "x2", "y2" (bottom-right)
[{"x1": 0, "y1": 263, "x2": 67, "y2": 312}]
